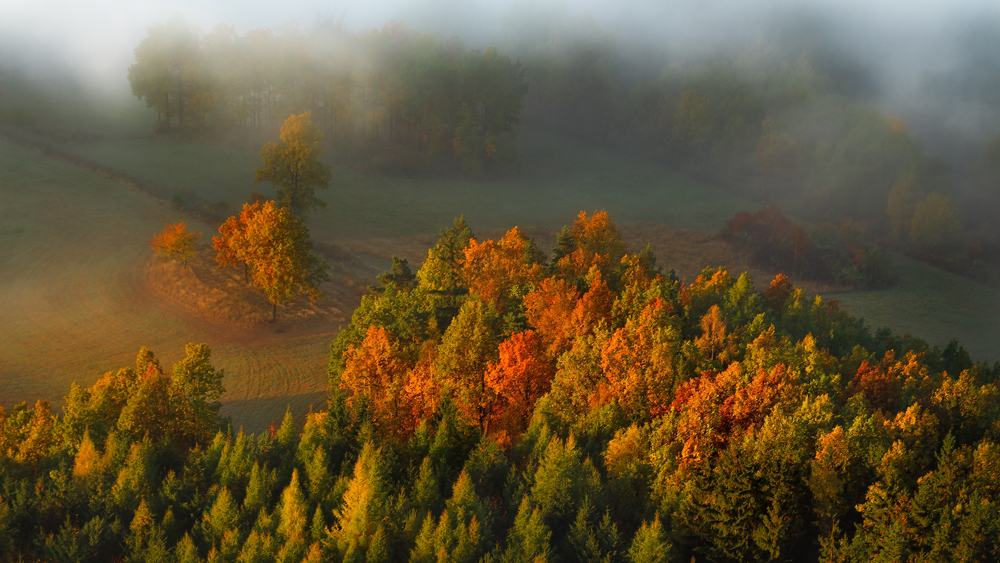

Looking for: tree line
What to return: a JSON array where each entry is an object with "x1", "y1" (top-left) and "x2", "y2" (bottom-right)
[
  {"x1": 504, "y1": 19, "x2": 1000, "y2": 281},
  {"x1": 127, "y1": 17, "x2": 528, "y2": 174}
]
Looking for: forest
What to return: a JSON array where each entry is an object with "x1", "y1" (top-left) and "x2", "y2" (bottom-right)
[
  {"x1": 126, "y1": 17, "x2": 528, "y2": 175},
  {"x1": 2, "y1": 211, "x2": 998, "y2": 562}
]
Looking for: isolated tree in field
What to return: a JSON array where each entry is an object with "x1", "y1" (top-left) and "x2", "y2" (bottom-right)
[
  {"x1": 255, "y1": 112, "x2": 333, "y2": 216},
  {"x1": 150, "y1": 222, "x2": 200, "y2": 262},
  {"x1": 214, "y1": 201, "x2": 328, "y2": 321},
  {"x1": 244, "y1": 202, "x2": 328, "y2": 320}
]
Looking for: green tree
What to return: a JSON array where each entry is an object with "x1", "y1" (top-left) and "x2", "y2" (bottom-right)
[
  {"x1": 434, "y1": 297, "x2": 501, "y2": 432},
  {"x1": 910, "y1": 192, "x2": 963, "y2": 252},
  {"x1": 172, "y1": 343, "x2": 225, "y2": 441},
  {"x1": 333, "y1": 441, "x2": 393, "y2": 558},
  {"x1": 886, "y1": 174, "x2": 922, "y2": 241},
  {"x1": 127, "y1": 15, "x2": 203, "y2": 128},
  {"x1": 627, "y1": 517, "x2": 671, "y2": 563},
  {"x1": 254, "y1": 112, "x2": 332, "y2": 216}
]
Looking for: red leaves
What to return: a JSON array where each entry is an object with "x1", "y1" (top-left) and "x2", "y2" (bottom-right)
[
  {"x1": 486, "y1": 330, "x2": 554, "y2": 432},
  {"x1": 524, "y1": 278, "x2": 579, "y2": 360},
  {"x1": 340, "y1": 326, "x2": 431, "y2": 440},
  {"x1": 671, "y1": 363, "x2": 797, "y2": 467},
  {"x1": 765, "y1": 273, "x2": 794, "y2": 311},
  {"x1": 851, "y1": 358, "x2": 902, "y2": 412}
]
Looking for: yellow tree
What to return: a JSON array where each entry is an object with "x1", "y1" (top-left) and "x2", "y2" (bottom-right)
[
  {"x1": 555, "y1": 210, "x2": 627, "y2": 280},
  {"x1": 254, "y1": 112, "x2": 333, "y2": 216},
  {"x1": 244, "y1": 201, "x2": 328, "y2": 321},
  {"x1": 214, "y1": 200, "x2": 328, "y2": 320},
  {"x1": 150, "y1": 221, "x2": 200, "y2": 262}
]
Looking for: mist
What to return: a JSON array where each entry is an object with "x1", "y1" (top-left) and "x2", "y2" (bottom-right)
[{"x1": 3, "y1": 0, "x2": 1000, "y2": 164}]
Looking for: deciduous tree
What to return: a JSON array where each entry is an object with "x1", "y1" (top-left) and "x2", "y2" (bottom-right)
[
  {"x1": 150, "y1": 222, "x2": 200, "y2": 263},
  {"x1": 254, "y1": 112, "x2": 332, "y2": 216},
  {"x1": 214, "y1": 200, "x2": 328, "y2": 320}
]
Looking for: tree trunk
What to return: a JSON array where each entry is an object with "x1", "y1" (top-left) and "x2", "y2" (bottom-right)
[{"x1": 272, "y1": 302, "x2": 277, "y2": 322}]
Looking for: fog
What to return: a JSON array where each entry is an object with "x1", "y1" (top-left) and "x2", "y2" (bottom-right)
[{"x1": 2, "y1": 0, "x2": 1000, "y2": 160}]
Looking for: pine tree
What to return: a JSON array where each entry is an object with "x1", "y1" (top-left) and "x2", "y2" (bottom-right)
[
  {"x1": 627, "y1": 517, "x2": 671, "y2": 563},
  {"x1": 333, "y1": 441, "x2": 392, "y2": 556}
]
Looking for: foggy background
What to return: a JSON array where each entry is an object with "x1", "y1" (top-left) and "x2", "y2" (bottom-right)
[{"x1": 3, "y1": 0, "x2": 1000, "y2": 166}]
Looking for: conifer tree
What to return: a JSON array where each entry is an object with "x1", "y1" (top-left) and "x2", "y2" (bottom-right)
[{"x1": 627, "y1": 517, "x2": 671, "y2": 563}]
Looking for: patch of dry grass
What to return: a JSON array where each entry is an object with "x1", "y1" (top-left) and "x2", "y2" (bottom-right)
[{"x1": 147, "y1": 245, "x2": 365, "y2": 327}]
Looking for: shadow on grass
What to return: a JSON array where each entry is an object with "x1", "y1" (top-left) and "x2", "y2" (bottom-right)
[{"x1": 221, "y1": 390, "x2": 329, "y2": 435}]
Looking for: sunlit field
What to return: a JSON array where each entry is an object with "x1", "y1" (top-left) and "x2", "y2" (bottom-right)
[{"x1": 0, "y1": 138, "x2": 350, "y2": 431}]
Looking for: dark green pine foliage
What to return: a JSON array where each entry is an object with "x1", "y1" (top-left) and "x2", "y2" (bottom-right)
[
  {"x1": 371, "y1": 256, "x2": 418, "y2": 292},
  {"x1": 418, "y1": 215, "x2": 475, "y2": 332}
]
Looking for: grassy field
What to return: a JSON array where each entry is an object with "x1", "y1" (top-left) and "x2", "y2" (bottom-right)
[
  {"x1": 831, "y1": 253, "x2": 1000, "y2": 363},
  {"x1": 68, "y1": 131, "x2": 755, "y2": 242},
  {"x1": 0, "y1": 139, "x2": 353, "y2": 431},
  {"x1": 68, "y1": 127, "x2": 1000, "y2": 363}
]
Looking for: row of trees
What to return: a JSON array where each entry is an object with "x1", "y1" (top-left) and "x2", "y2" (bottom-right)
[
  {"x1": 500, "y1": 20, "x2": 989, "y2": 274},
  {"x1": 127, "y1": 17, "x2": 529, "y2": 174},
  {"x1": 3, "y1": 211, "x2": 998, "y2": 562}
]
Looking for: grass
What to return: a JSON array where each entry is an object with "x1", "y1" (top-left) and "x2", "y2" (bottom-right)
[
  {"x1": 830, "y1": 253, "x2": 1000, "y2": 364},
  {"x1": 0, "y1": 139, "x2": 348, "y2": 431},
  {"x1": 67, "y1": 130, "x2": 755, "y2": 242}
]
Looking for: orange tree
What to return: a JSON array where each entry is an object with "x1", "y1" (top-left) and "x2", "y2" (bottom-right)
[
  {"x1": 213, "y1": 200, "x2": 328, "y2": 320},
  {"x1": 150, "y1": 221, "x2": 200, "y2": 262},
  {"x1": 213, "y1": 200, "x2": 263, "y2": 282}
]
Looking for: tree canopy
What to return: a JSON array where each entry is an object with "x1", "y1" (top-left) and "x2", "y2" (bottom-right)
[
  {"x1": 254, "y1": 112, "x2": 332, "y2": 216},
  {"x1": 213, "y1": 200, "x2": 328, "y2": 320}
]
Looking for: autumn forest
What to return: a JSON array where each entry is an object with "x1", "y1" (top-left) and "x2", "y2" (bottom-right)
[{"x1": 3, "y1": 3, "x2": 1000, "y2": 563}]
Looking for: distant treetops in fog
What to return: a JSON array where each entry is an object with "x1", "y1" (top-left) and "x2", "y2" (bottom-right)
[
  {"x1": 3, "y1": 210, "x2": 1000, "y2": 561},
  {"x1": 127, "y1": 16, "x2": 528, "y2": 175}
]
